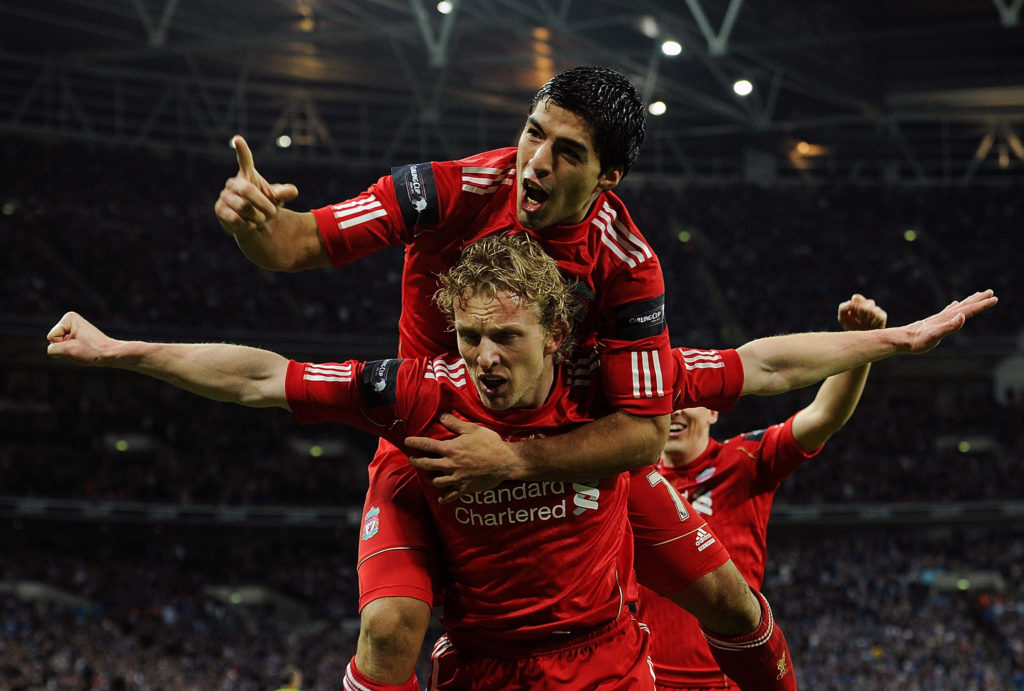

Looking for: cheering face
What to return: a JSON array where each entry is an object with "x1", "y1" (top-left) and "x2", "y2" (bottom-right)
[
  {"x1": 454, "y1": 291, "x2": 562, "y2": 411},
  {"x1": 515, "y1": 99, "x2": 621, "y2": 230},
  {"x1": 662, "y1": 407, "x2": 718, "y2": 466}
]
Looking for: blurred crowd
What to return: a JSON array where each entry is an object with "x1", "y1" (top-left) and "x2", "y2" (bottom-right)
[
  {"x1": 1, "y1": 527, "x2": 1020, "y2": 690},
  {"x1": 0, "y1": 532, "x2": 359, "y2": 690}
]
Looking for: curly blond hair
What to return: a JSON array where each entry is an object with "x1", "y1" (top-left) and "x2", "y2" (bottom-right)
[{"x1": 434, "y1": 233, "x2": 580, "y2": 362}]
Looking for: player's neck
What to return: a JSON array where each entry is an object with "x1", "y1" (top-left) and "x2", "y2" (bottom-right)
[{"x1": 661, "y1": 444, "x2": 706, "y2": 468}]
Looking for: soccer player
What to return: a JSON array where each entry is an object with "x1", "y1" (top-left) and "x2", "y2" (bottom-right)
[
  {"x1": 212, "y1": 58, "x2": 1001, "y2": 686},
  {"x1": 214, "y1": 66, "x2": 781, "y2": 689},
  {"x1": 639, "y1": 294, "x2": 885, "y2": 690}
]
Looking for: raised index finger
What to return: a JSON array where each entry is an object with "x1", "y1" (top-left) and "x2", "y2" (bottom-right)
[{"x1": 233, "y1": 136, "x2": 256, "y2": 177}]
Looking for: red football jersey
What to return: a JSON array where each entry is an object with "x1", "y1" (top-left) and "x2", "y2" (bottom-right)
[
  {"x1": 310, "y1": 147, "x2": 672, "y2": 415},
  {"x1": 286, "y1": 354, "x2": 632, "y2": 652},
  {"x1": 636, "y1": 417, "x2": 821, "y2": 688}
]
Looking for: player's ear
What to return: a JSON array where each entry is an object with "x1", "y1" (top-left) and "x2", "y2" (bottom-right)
[
  {"x1": 708, "y1": 410, "x2": 720, "y2": 425},
  {"x1": 544, "y1": 321, "x2": 570, "y2": 356},
  {"x1": 595, "y1": 166, "x2": 622, "y2": 193}
]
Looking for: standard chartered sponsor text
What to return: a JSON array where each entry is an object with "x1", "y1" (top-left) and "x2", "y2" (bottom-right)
[{"x1": 456, "y1": 481, "x2": 568, "y2": 527}]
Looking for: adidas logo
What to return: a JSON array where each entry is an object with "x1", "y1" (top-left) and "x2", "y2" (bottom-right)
[{"x1": 695, "y1": 527, "x2": 716, "y2": 552}]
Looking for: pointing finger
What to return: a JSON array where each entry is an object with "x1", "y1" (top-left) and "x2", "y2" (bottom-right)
[{"x1": 233, "y1": 136, "x2": 256, "y2": 178}]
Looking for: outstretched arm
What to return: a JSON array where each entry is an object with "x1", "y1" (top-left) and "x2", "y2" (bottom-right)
[
  {"x1": 214, "y1": 135, "x2": 329, "y2": 272},
  {"x1": 789, "y1": 294, "x2": 885, "y2": 452},
  {"x1": 736, "y1": 289, "x2": 996, "y2": 396},
  {"x1": 47, "y1": 312, "x2": 289, "y2": 408},
  {"x1": 406, "y1": 411, "x2": 668, "y2": 502}
]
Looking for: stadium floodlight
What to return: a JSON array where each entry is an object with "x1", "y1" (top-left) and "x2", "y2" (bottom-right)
[
  {"x1": 638, "y1": 16, "x2": 659, "y2": 38},
  {"x1": 437, "y1": 1, "x2": 453, "y2": 14},
  {"x1": 733, "y1": 79, "x2": 753, "y2": 96},
  {"x1": 661, "y1": 40, "x2": 682, "y2": 56}
]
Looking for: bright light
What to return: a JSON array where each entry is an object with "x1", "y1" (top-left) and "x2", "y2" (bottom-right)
[
  {"x1": 957, "y1": 440, "x2": 971, "y2": 453},
  {"x1": 796, "y1": 141, "x2": 811, "y2": 155},
  {"x1": 903, "y1": 229, "x2": 918, "y2": 242},
  {"x1": 2, "y1": 202, "x2": 16, "y2": 216},
  {"x1": 677, "y1": 230, "x2": 692, "y2": 243},
  {"x1": 115, "y1": 439, "x2": 129, "y2": 452},
  {"x1": 956, "y1": 578, "x2": 970, "y2": 591},
  {"x1": 733, "y1": 79, "x2": 753, "y2": 96},
  {"x1": 276, "y1": 135, "x2": 292, "y2": 149},
  {"x1": 310, "y1": 444, "x2": 324, "y2": 458},
  {"x1": 639, "y1": 16, "x2": 659, "y2": 38},
  {"x1": 661, "y1": 40, "x2": 682, "y2": 56},
  {"x1": 648, "y1": 101, "x2": 667, "y2": 116},
  {"x1": 437, "y1": 1, "x2": 453, "y2": 14}
]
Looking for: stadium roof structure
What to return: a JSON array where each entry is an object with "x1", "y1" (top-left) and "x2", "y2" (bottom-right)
[{"x1": 3, "y1": 0, "x2": 1024, "y2": 184}]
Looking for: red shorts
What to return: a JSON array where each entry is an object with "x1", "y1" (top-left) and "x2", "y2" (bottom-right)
[
  {"x1": 427, "y1": 610, "x2": 655, "y2": 690},
  {"x1": 627, "y1": 466, "x2": 730, "y2": 596},
  {"x1": 356, "y1": 438, "x2": 442, "y2": 610}
]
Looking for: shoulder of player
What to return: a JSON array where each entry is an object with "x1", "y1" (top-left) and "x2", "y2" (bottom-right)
[
  {"x1": 722, "y1": 422, "x2": 789, "y2": 453},
  {"x1": 431, "y1": 147, "x2": 516, "y2": 196},
  {"x1": 587, "y1": 194, "x2": 661, "y2": 277}
]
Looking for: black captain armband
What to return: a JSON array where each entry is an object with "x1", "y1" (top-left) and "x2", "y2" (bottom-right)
[
  {"x1": 391, "y1": 162, "x2": 439, "y2": 228},
  {"x1": 613, "y1": 294, "x2": 666, "y2": 340},
  {"x1": 361, "y1": 359, "x2": 404, "y2": 407}
]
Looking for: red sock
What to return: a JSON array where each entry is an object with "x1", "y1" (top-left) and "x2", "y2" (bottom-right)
[
  {"x1": 344, "y1": 657, "x2": 421, "y2": 691},
  {"x1": 700, "y1": 589, "x2": 797, "y2": 691}
]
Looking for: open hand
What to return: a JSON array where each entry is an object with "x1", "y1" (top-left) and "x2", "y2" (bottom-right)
[{"x1": 898, "y1": 289, "x2": 997, "y2": 353}]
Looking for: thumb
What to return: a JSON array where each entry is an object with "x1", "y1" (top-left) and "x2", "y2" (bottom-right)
[
  {"x1": 233, "y1": 135, "x2": 256, "y2": 178},
  {"x1": 46, "y1": 312, "x2": 75, "y2": 342},
  {"x1": 269, "y1": 183, "x2": 299, "y2": 203}
]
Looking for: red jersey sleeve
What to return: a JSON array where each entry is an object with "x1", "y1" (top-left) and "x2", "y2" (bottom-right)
[
  {"x1": 285, "y1": 358, "x2": 439, "y2": 443},
  {"x1": 743, "y1": 416, "x2": 821, "y2": 492},
  {"x1": 310, "y1": 151, "x2": 510, "y2": 268},
  {"x1": 590, "y1": 199, "x2": 674, "y2": 416},
  {"x1": 310, "y1": 174, "x2": 409, "y2": 267},
  {"x1": 671, "y1": 347, "x2": 744, "y2": 412}
]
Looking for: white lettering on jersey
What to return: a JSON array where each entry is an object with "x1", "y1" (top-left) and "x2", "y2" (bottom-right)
[
  {"x1": 695, "y1": 526, "x2": 717, "y2": 552},
  {"x1": 452, "y1": 480, "x2": 606, "y2": 527},
  {"x1": 631, "y1": 350, "x2": 665, "y2": 398},
  {"x1": 646, "y1": 470, "x2": 690, "y2": 521},
  {"x1": 572, "y1": 481, "x2": 600, "y2": 515}
]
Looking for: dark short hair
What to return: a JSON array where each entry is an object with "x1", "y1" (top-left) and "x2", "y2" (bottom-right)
[{"x1": 530, "y1": 66, "x2": 646, "y2": 176}]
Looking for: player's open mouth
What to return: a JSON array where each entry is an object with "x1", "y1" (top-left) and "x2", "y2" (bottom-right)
[
  {"x1": 521, "y1": 179, "x2": 550, "y2": 213},
  {"x1": 669, "y1": 422, "x2": 686, "y2": 435},
  {"x1": 479, "y1": 374, "x2": 507, "y2": 394}
]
